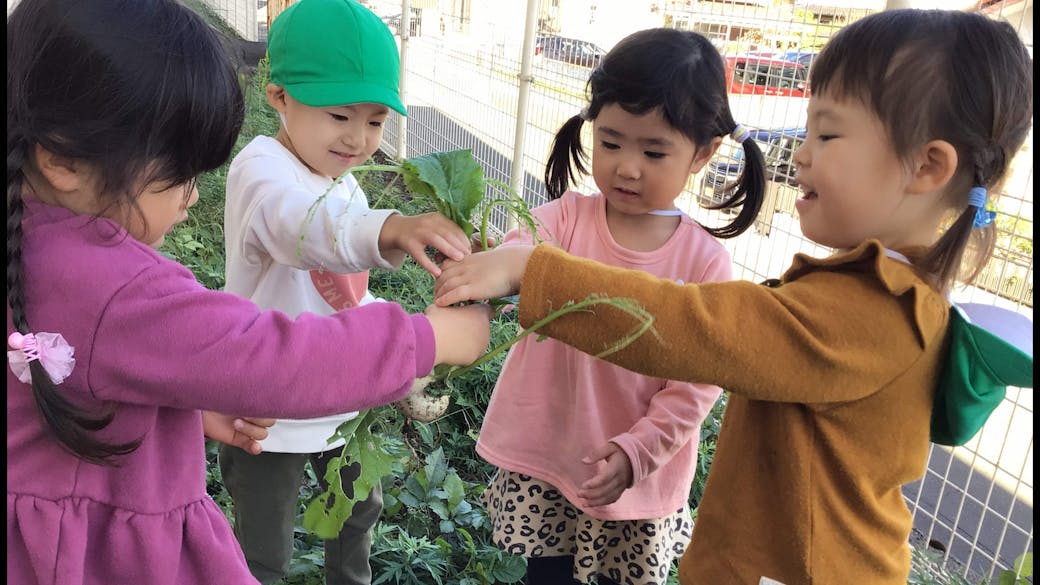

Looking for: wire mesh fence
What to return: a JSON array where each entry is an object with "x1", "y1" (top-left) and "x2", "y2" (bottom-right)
[
  {"x1": 199, "y1": 0, "x2": 261, "y2": 40},
  {"x1": 238, "y1": 0, "x2": 1033, "y2": 581}
]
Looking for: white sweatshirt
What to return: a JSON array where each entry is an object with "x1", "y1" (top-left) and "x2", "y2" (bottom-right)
[{"x1": 223, "y1": 136, "x2": 402, "y2": 452}]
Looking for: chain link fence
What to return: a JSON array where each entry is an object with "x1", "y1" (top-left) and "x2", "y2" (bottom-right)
[{"x1": 199, "y1": 0, "x2": 262, "y2": 40}]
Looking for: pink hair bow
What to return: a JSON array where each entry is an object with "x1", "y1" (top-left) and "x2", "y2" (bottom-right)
[{"x1": 7, "y1": 332, "x2": 76, "y2": 385}]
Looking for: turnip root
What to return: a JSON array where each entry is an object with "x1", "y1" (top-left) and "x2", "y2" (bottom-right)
[{"x1": 394, "y1": 376, "x2": 450, "y2": 422}]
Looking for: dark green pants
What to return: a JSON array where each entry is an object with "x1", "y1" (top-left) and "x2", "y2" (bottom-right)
[{"x1": 219, "y1": 444, "x2": 382, "y2": 585}]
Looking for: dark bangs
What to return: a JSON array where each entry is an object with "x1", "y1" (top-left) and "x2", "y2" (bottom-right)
[{"x1": 586, "y1": 29, "x2": 729, "y2": 149}]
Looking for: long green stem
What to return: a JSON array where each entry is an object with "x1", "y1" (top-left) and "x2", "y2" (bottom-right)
[
  {"x1": 295, "y1": 164, "x2": 404, "y2": 258},
  {"x1": 479, "y1": 198, "x2": 525, "y2": 251},
  {"x1": 445, "y1": 294, "x2": 655, "y2": 380}
]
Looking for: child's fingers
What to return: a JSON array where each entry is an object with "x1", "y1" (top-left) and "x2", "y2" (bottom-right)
[
  {"x1": 471, "y1": 234, "x2": 496, "y2": 252},
  {"x1": 411, "y1": 251, "x2": 442, "y2": 277},
  {"x1": 422, "y1": 233, "x2": 467, "y2": 261},
  {"x1": 413, "y1": 231, "x2": 463, "y2": 260},
  {"x1": 232, "y1": 417, "x2": 273, "y2": 441},
  {"x1": 407, "y1": 237, "x2": 468, "y2": 277},
  {"x1": 243, "y1": 417, "x2": 276, "y2": 428},
  {"x1": 433, "y1": 280, "x2": 472, "y2": 307},
  {"x1": 581, "y1": 442, "x2": 616, "y2": 465},
  {"x1": 420, "y1": 214, "x2": 470, "y2": 258},
  {"x1": 243, "y1": 438, "x2": 263, "y2": 455},
  {"x1": 578, "y1": 475, "x2": 624, "y2": 506},
  {"x1": 580, "y1": 471, "x2": 614, "y2": 492}
]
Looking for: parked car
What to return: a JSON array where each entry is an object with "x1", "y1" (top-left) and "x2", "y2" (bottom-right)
[
  {"x1": 699, "y1": 126, "x2": 806, "y2": 210},
  {"x1": 535, "y1": 35, "x2": 606, "y2": 68},
  {"x1": 724, "y1": 55, "x2": 809, "y2": 97},
  {"x1": 779, "y1": 50, "x2": 820, "y2": 71}
]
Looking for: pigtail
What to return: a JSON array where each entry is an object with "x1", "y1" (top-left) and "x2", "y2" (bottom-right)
[
  {"x1": 916, "y1": 206, "x2": 977, "y2": 292},
  {"x1": 544, "y1": 114, "x2": 589, "y2": 200},
  {"x1": 917, "y1": 164, "x2": 999, "y2": 293},
  {"x1": 704, "y1": 135, "x2": 767, "y2": 239},
  {"x1": 7, "y1": 131, "x2": 139, "y2": 465}
]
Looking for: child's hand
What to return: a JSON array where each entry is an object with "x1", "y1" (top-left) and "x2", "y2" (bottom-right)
[
  {"x1": 469, "y1": 233, "x2": 497, "y2": 253},
  {"x1": 434, "y1": 245, "x2": 535, "y2": 306},
  {"x1": 577, "y1": 442, "x2": 634, "y2": 507},
  {"x1": 201, "y1": 411, "x2": 276, "y2": 455},
  {"x1": 432, "y1": 234, "x2": 497, "y2": 265},
  {"x1": 424, "y1": 303, "x2": 493, "y2": 366},
  {"x1": 378, "y1": 213, "x2": 471, "y2": 277}
]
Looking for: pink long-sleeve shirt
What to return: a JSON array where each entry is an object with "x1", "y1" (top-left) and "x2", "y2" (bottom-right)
[
  {"x1": 476, "y1": 192, "x2": 729, "y2": 520},
  {"x1": 7, "y1": 199, "x2": 435, "y2": 585}
]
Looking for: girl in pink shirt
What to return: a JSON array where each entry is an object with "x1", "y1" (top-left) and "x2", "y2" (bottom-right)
[{"x1": 477, "y1": 28, "x2": 767, "y2": 585}]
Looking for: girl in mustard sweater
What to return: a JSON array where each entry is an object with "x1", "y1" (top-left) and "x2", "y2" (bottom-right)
[{"x1": 433, "y1": 9, "x2": 1034, "y2": 585}]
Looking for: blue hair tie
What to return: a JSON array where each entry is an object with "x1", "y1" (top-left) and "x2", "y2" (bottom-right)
[{"x1": 968, "y1": 186, "x2": 996, "y2": 228}]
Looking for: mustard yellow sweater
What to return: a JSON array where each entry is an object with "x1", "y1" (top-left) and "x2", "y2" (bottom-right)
[{"x1": 517, "y1": 240, "x2": 950, "y2": 585}]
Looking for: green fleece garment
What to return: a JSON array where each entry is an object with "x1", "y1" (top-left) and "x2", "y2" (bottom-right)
[{"x1": 931, "y1": 304, "x2": 1032, "y2": 446}]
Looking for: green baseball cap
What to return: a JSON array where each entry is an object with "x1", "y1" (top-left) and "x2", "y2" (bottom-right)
[{"x1": 268, "y1": 0, "x2": 407, "y2": 115}]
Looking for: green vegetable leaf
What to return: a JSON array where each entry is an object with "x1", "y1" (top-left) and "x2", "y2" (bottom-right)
[
  {"x1": 302, "y1": 410, "x2": 400, "y2": 538},
  {"x1": 442, "y1": 471, "x2": 466, "y2": 510},
  {"x1": 400, "y1": 149, "x2": 486, "y2": 237},
  {"x1": 492, "y1": 555, "x2": 528, "y2": 583},
  {"x1": 1015, "y1": 552, "x2": 1033, "y2": 577}
]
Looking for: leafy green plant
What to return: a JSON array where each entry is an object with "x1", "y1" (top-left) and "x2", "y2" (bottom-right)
[
  {"x1": 298, "y1": 149, "x2": 540, "y2": 259},
  {"x1": 908, "y1": 547, "x2": 1033, "y2": 585},
  {"x1": 299, "y1": 148, "x2": 658, "y2": 540},
  {"x1": 302, "y1": 409, "x2": 405, "y2": 538},
  {"x1": 998, "y1": 553, "x2": 1033, "y2": 585},
  {"x1": 689, "y1": 393, "x2": 727, "y2": 510},
  {"x1": 451, "y1": 526, "x2": 527, "y2": 585},
  {"x1": 370, "y1": 524, "x2": 453, "y2": 585},
  {"x1": 385, "y1": 447, "x2": 484, "y2": 534}
]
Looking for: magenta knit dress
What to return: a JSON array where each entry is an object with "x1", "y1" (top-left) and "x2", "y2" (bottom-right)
[{"x1": 7, "y1": 200, "x2": 434, "y2": 585}]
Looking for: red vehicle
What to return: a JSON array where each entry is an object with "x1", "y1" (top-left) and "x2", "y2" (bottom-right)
[{"x1": 724, "y1": 55, "x2": 809, "y2": 97}]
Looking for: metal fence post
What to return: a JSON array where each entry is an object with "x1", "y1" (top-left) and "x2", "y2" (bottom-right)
[
  {"x1": 506, "y1": 0, "x2": 541, "y2": 230},
  {"x1": 395, "y1": 0, "x2": 411, "y2": 161}
]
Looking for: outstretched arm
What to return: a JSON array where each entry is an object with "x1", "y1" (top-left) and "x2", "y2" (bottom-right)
[{"x1": 444, "y1": 243, "x2": 937, "y2": 405}]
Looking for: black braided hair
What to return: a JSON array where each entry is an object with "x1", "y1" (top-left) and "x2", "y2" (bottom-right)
[
  {"x1": 7, "y1": 0, "x2": 244, "y2": 463},
  {"x1": 7, "y1": 128, "x2": 138, "y2": 464}
]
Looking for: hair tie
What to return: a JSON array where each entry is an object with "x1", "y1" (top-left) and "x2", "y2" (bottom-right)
[
  {"x1": 7, "y1": 331, "x2": 76, "y2": 385},
  {"x1": 731, "y1": 124, "x2": 752, "y2": 143},
  {"x1": 968, "y1": 186, "x2": 996, "y2": 228}
]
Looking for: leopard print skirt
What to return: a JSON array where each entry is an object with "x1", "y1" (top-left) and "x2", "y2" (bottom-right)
[{"x1": 482, "y1": 470, "x2": 693, "y2": 585}]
